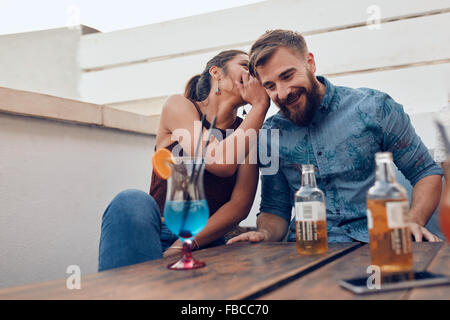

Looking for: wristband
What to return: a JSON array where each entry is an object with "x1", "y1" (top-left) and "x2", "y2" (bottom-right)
[{"x1": 192, "y1": 238, "x2": 200, "y2": 250}]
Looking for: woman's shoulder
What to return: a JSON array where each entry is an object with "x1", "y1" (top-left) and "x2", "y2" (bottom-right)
[
  {"x1": 163, "y1": 94, "x2": 193, "y2": 109},
  {"x1": 161, "y1": 94, "x2": 198, "y2": 118}
]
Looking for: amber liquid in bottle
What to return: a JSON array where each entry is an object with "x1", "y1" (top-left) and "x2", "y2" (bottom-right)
[
  {"x1": 439, "y1": 161, "x2": 450, "y2": 241},
  {"x1": 294, "y1": 165, "x2": 328, "y2": 255},
  {"x1": 367, "y1": 152, "x2": 413, "y2": 273},
  {"x1": 295, "y1": 220, "x2": 328, "y2": 254}
]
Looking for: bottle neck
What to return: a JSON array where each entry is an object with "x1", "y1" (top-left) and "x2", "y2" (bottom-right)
[
  {"x1": 375, "y1": 160, "x2": 396, "y2": 184},
  {"x1": 443, "y1": 160, "x2": 450, "y2": 179},
  {"x1": 301, "y1": 171, "x2": 318, "y2": 188}
]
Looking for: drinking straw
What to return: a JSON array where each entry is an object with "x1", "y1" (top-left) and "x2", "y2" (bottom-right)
[
  {"x1": 193, "y1": 116, "x2": 216, "y2": 187},
  {"x1": 189, "y1": 114, "x2": 206, "y2": 183}
]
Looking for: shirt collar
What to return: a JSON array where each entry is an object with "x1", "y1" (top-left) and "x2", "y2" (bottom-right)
[{"x1": 317, "y1": 75, "x2": 335, "y2": 111}]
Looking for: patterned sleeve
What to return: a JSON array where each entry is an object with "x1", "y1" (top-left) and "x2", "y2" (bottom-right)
[
  {"x1": 258, "y1": 167, "x2": 293, "y2": 222},
  {"x1": 257, "y1": 122, "x2": 292, "y2": 222},
  {"x1": 433, "y1": 104, "x2": 450, "y2": 163},
  {"x1": 377, "y1": 94, "x2": 443, "y2": 186}
]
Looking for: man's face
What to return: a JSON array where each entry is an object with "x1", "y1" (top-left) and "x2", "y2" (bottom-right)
[{"x1": 256, "y1": 47, "x2": 321, "y2": 126}]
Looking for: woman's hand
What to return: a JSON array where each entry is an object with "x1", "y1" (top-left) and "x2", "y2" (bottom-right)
[
  {"x1": 163, "y1": 239, "x2": 183, "y2": 258},
  {"x1": 235, "y1": 72, "x2": 270, "y2": 110}
]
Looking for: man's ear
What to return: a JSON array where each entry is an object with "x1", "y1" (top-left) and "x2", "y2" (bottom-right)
[
  {"x1": 209, "y1": 66, "x2": 223, "y2": 80},
  {"x1": 305, "y1": 52, "x2": 317, "y2": 74}
]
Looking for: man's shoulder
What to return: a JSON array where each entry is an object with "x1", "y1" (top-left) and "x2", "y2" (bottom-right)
[
  {"x1": 336, "y1": 84, "x2": 389, "y2": 103},
  {"x1": 335, "y1": 84, "x2": 399, "y2": 114},
  {"x1": 262, "y1": 111, "x2": 291, "y2": 130}
]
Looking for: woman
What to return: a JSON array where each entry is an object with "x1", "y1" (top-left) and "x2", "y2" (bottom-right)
[{"x1": 98, "y1": 50, "x2": 270, "y2": 271}]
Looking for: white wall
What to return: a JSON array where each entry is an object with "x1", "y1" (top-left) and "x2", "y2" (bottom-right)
[
  {"x1": 0, "y1": 26, "x2": 98, "y2": 101},
  {"x1": 0, "y1": 113, "x2": 155, "y2": 288}
]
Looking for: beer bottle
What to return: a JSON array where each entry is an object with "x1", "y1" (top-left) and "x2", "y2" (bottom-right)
[
  {"x1": 438, "y1": 160, "x2": 450, "y2": 241},
  {"x1": 366, "y1": 152, "x2": 413, "y2": 273},
  {"x1": 294, "y1": 164, "x2": 328, "y2": 254}
]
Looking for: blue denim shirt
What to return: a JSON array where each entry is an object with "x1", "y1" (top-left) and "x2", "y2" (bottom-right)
[{"x1": 258, "y1": 76, "x2": 443, "y2": 243}]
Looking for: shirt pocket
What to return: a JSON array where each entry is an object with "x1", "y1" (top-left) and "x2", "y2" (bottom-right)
[{"x1": 333, "y1": 132, "x2": 379, "y2": 181}]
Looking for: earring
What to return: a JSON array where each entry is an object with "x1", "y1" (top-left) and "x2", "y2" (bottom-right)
[{"x1": 215, "y1": 80, "x2": 221, "y2": 95}]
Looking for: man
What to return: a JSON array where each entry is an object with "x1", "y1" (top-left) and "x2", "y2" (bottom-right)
[
  {"x1": 434, "y1": 100, "x2": 450, "y2": 167},
  {"x1": 228, "y1": 30, "x2": 443, "y2": 244}
]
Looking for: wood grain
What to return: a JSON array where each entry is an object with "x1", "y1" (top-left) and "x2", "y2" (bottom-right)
[
  {"x1": 0, "y1": 242, "x2": 359, "y2": 300},
  {"x1": 407, "y1": 243, "x2": 450, "y2": 300},
  {"x1": 260, "y1": 242, "x2": 443, "y2": 300}
]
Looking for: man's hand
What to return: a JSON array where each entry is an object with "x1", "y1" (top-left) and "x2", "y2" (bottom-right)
[
  {"x1": 226, "y1": 213, "x2": 288, "y2": 244},
  {"x1": 226, "y1": 230, "x2": 268, "y2": 245},
  {"x1": 409, "y1": 222, "x2": 442, "y2": 242}
]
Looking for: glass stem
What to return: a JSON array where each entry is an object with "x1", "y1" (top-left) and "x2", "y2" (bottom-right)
[{"x1": 181, "y1": 239, "x2": 193, "y2": 260}]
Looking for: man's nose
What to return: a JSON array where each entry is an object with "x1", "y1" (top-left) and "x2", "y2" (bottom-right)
[{"x1": 277, "y1": 84, "x2": 291, "y2": 102}]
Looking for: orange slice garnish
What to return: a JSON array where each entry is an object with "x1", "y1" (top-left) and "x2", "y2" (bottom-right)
[{"x1": 152, "y1": 148, "x2": 174, "y2": 180}]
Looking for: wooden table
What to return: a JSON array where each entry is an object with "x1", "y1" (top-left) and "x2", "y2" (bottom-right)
[{"x1": 0, "y1": 242, "x2": 448, "y2": 300}]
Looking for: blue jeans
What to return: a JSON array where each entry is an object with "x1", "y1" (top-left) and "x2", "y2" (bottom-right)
[{"x1": 98, "y1": 189, "x2": 178, "y2": 271}]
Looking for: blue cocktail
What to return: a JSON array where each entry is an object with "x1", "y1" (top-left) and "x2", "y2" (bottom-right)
[
  {"x1": 164, "y1": 200, "x2": 209, "y2": 239},
  {"x1": 164, "y1": 156, "x2": 209, "y2": 270}
]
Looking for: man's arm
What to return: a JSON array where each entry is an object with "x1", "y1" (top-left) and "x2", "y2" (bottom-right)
[
  {"x1": 227, "y1": 212, "x2": 289, "y2": 244},
  {"x1": 408, "y1": 175, "x2": 442, "y2": 241},
  {"x1": 378, "y1": 94, "x2": 444, "y2": 241}
]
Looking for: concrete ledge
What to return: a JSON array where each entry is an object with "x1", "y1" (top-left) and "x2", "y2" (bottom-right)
[
  {"x1": 0, "y1": 86, "x2": 159, "y2": 135},
  {"x1": 106, "y1": 96, "x2": 167, "y2": 116}
]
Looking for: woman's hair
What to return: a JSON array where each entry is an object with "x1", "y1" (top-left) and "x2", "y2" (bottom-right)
[{"x1": 184, "y1": 49, "x2": 247, "y2": 101}]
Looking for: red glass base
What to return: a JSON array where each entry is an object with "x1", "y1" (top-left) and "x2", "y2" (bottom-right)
[
  {"x1": 167, "y1": 238, "x2": 206, "y2": 270},
  {"x1": 167, "y1": 257, "x2": 206, "y2": 270}
]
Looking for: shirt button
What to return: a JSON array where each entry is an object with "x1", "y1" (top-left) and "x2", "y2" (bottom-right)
[{"x1": 317, "y1": 151, "x2": 323, "y2": 156}]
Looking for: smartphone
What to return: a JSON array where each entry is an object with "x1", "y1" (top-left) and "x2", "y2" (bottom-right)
[{"x1": 339, "y1": 271, "x2": 450, "y2": 294}]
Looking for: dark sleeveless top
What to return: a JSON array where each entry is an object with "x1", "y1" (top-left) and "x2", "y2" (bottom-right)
[{"x1": 149, "y1": 100, "x2": 243, "y2": 217}]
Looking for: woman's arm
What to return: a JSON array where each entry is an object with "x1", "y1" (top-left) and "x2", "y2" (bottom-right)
[
  {"x1": 163, "y1": 159, "x2": 259, "y2": 257},
  {"x1": 158, "y1": 78, "x2": 269, "y2": 177}
]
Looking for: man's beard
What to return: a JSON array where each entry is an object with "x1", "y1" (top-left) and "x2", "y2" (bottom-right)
[{"x1": 276, "y1": 72, "x2": 322, "y2": 126}]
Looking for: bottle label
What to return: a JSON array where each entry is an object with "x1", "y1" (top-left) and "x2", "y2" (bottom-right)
[
  {"x1": 296, "y1": 220, "x2": 318, "y2": 241},
  {"x1": 366, "y1": 209, "x2": 373, "y2": 229},
  {"x1": 295, "y1": 201, "x2": 326, "y2": 221},
  {"x1": 386, "y1": 201, "x2": 409, "y2": 229},
  {"x1": 390, "y1": 227, "x2": 412, "y2": 255}
]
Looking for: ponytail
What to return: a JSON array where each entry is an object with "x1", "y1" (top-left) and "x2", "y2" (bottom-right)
[{"x1": 184, "y1": 75, "x2": 200, "y2": 100}]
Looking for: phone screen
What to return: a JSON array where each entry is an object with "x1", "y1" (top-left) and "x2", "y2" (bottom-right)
[{"x1": 340, "y1": 271, "x2": 450, "y2": 294}]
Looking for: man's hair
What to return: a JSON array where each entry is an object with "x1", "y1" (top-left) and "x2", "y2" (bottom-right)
[{"x1": 249, "y1": 29, "x2": 308, "y2": 78}]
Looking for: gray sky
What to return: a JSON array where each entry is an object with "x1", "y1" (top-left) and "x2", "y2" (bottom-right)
[{"x1": 0, "y1": 0, "x2": 265, "y2": 35}]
